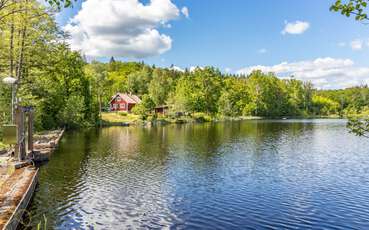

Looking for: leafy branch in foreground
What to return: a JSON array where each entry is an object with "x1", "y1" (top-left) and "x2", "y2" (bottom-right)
[
  {"x1": 330, "y1": 1, "x2": 369, "y2": 137},
  {"x1": 330, "y1": 0, "x2": 369, "y2": 21},
  {"x1": 347, "y1": 117, "x2": 369, "y2": 137},
  {"x1": 46, "y1": 0, "x2": 76, "y2": 9}
]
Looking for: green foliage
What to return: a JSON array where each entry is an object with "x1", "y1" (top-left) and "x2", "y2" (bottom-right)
[
  {"x1": 330, "y1": 0, "x2": 369, "y2": 21},
  {"x1": 148, "y1": 69, "x2": 174, "y2": 106},
  {"x1": 311, "y1": 95, "x2": 339, "y2": 116},
  {"x1": 46, "y1": 0, "x2": 76, "y2": 9},
  {"x1": 132, "y1": 95, "x2": 155, "y2": 119},
  {"x1": 168, "y1": 67, "x2": 222, "y2": 114},
  {"x1": 317, "y1": 86, "x2": 369, "y2": 116},
  {"x1": 81, "y1": 61, "x2": 369, "y2": 122},
  {"x1": 218, "y1": 77, "x2": 249, "y2": 116},
  {"x1": 0, "y1": 1, "x2": 95, "y2": 130},
  {"x1": 245, "y1": 71, "x2": 291, "y2": 117},
  {"x1": 57, "y1": 95, "x2": 86, "y2": 129},
  {"x1": 127, "y1": 66, "x2": 152, "y2": 95},
  {"x1": 192, "y1": 112, "x2": 212, "y2": 122}
]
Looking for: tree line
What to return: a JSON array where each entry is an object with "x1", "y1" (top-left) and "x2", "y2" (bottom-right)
[{"x1": 87, "y1": 60, "x2": 369, "y2": 121}]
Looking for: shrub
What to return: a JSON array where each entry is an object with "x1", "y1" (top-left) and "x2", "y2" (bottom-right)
[
  {"x1": 119, "y1": 112, "x2": 128, "y2": 117},
  {"x1": 193, "y1": 112, "x2": 212, "y2": 123}
]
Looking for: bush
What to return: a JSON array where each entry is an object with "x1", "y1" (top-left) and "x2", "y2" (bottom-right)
[
  {"x1": 193, "y1": 112, "x2": 212, "y2": 123},
  {"x1": 119, "y1": 112, "x2": 128, "y2": 117}
]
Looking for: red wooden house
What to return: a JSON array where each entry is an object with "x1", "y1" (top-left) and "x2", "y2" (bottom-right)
[{"x1": 109, "y1": 93, "x2": 141, "y2": 112}]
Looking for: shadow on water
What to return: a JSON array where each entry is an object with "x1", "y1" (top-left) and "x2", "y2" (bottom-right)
[{"x1": 24, "y1": 119, "x2": 369, "y2": 229}]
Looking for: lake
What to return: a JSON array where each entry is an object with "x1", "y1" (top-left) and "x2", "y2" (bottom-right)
[{"x1": 26, "y1": 120, "x2": 369, "y2": 229}]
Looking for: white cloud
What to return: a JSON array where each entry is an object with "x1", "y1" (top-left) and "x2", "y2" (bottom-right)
[
  {"x1": 337, "y1": 42, "x2": 346, "y2": 47},
  {"x1": 282, "y1": 20, "x2": 310, "y2": 35},
  {"x1": 258, "y1": 48, "x2": 267, "y2": 54},
  {"x1": 237, "y1": 57, "x2": 369, "y2": 89},
  {"x1": 189, "y1": 66, "x2": 205, "y2": 72},
  {"x1": 64, "y1": 0, "x2": 188, "y2": 58},
  {"x1": 351, "y1": 39, "x2": 363, "y2": 50},
  {"x1": 181, "y1": 6, "x2": 189, "y2": 18},
  {"x1": 170, "y1": 65, "x2": 185, "y2": 72},
  {"x1": 225, "y1": 67, "x2": 232, "y2": 73}
]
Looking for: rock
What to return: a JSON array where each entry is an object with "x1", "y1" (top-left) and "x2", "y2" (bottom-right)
[{"x1": 32, "y1": 151, "x2": 50, "y2": 162}]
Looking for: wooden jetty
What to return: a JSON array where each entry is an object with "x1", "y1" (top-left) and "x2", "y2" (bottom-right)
[
  {"x1": 33, "y1": 129, "x2": 65, "y2": 162},
  {"x1": 0, "y1": 167, "x2": 38, "y2": 230},
  {"x1": 0, "y1": 128, "x2": 64, "y2": 229}
]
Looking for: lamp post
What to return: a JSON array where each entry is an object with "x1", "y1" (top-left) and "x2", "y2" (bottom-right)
[{"x1": 2, "y1": 76, "x2": 17, "y2": 124}]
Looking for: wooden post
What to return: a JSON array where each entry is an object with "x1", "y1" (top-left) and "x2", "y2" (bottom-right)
[
  {"x1": 28, "y1": 110, "x2": 33, "y2": 153},
  {"x1": 15, "y1": 107, "x2": 26, "y2": 161},
  {"x1": 15, "y1": 107, "x2": 20, "y2": 160},
  {"x1": 20, "y1": 108, "x2": 25, "y2": 161}
]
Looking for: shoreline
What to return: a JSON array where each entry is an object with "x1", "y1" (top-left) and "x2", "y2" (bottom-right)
[{"x1": 100, "y1": 114, "x2": 345, "y2": 127}]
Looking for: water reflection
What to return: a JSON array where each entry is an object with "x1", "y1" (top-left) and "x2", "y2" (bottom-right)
[{"x1": 26, "y1": 120, "x2": 369, "y2": 229}]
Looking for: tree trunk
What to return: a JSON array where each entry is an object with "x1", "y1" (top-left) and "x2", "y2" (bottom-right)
[
  {"x1": 98, "y1": 92, "x2": 102, "y2": 127},
  {"x1": 9, "y1": 14, "x2": 14, "y2": 77},
  {"x1": 16, "y1": 0, "x2": 27, "y2": 81}
]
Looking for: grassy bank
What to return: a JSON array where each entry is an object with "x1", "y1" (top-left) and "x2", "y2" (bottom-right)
[
  {"x1": 0, "y1": 142, "x2": 8, "y2": 151},
  {"x1": 101, "y1": 112, "x2": 140, "y2": 125},
  {"x1": 101, "y1": 112, "x2": 264, "y2": 126}
]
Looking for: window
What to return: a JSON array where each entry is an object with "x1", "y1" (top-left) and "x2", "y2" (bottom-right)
[{"x1": 116, "y1": 96, "x2": 121, "y2": 102}]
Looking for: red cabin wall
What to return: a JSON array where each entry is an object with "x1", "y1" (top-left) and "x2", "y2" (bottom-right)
[
  {"x1": 110, "y1": 97, "x2": 139, "y2": 112},
  {"x1": 110, "y1": 98, "x2": 128, "y2": 111}
]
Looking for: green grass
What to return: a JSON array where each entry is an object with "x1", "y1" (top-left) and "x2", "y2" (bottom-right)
[
  {"x1": 0, "y1": 142, "x2": 8, "y2": 151},
  {"x1": 101, "y1": 112, "x2": 139, "y2": 123}
]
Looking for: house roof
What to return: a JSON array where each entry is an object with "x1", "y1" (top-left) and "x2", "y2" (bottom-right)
[
  {"x1": 110, "y1": 93, "x2": 141, "y2": 104},
  {"x1": 155, "y1": 105, "x2": 169, "y2": 109},
  {"x1": 128, "y1": 94, "x2": 141, "y2": 103}
]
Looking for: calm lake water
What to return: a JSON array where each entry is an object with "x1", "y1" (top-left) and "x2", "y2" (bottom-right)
[{"x1": 26, "y1": 119, "x2": 369, "y2": 229}]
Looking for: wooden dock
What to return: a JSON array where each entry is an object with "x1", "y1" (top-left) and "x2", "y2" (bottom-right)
[
  {"x1": 0, "y1": 129, "x2": 65, "y2": 229},
  {"x1": 33, "y1": 129, "x2": 65, "y2": 162},
  {"x1": 0, "y1": 166, "x2": 38, "y2": 230}
]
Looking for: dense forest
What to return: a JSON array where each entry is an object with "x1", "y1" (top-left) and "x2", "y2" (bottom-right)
[
  {"x1": 0, "y1": 0, "x2": 369, "y2": 132},
  {"x1": 86, "y1": 61, "x2": 369, "y2": 121}
]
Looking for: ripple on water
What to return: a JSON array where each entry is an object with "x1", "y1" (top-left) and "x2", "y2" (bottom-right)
[{"x1": 25, "y1": 120, "x2": 369, "y2": 229}]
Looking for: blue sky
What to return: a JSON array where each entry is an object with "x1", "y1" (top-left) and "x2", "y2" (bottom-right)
[{"x1": 56, "y1": 0, "x2": 369, "y2": 89}]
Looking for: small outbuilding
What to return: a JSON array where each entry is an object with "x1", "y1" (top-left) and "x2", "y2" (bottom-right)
[
  {"x1": 154, "y1": 105, "x2": 169, "y2": 115},
  {"x1": 110, "y1": 93, "x2": 141, "y2": 112}
]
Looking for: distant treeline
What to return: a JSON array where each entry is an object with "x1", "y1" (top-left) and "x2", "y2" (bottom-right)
[{"x1": 87, "y1": 60, "x2": 369, "y2": 121}]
